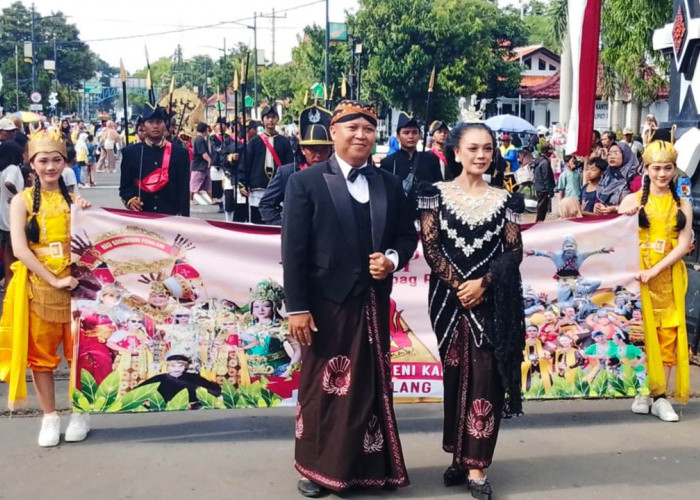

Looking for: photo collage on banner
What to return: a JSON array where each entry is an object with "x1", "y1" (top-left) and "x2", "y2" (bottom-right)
[
  {"x1": 70, "y1": 208, "x2": 442, "y2": 413},
  {"x1": 520, "y1": 215, "x2": 648, "y2": 400},
  {"x1": 71, "y1": 208, "x2": 645, "y2": 413}
]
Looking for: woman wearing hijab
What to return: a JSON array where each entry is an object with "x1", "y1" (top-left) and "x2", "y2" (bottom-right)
[{"x1": 594, "y1": 141, "x2": 640, "y2": 215}]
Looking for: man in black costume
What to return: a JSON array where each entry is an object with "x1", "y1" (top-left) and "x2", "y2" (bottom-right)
[
  {"x1": 119, "y1": 104, "x2": 190, "y2": 216},
  {"x1": 259, "y1": 105, "x2": 333, "y2": 225},
  {"x1": 137, "y1": 354, "x2": 221, "y2": 408},
  {"x1": 282, "y1": 100, "x2": 416, "y2": 497},
  {"x1": 380, "y1": 111, "x2": 442, "y2": 193},
  {"x1": 242, "y1": 105, "x2": 294, "y2": 223}
]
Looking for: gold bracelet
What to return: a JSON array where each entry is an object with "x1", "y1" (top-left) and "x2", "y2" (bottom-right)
[{"x1": 125, "y1": 197, "x2": 138, "y2": 208}]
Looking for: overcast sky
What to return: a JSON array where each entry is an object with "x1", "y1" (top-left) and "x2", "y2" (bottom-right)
[{"x1": 18, "y1": 0, "x2": 522, "y2": 73}]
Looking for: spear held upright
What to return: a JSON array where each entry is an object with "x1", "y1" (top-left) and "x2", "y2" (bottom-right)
[
  {"x1": 422, "y1": 66, "x2": 436, "y2": 153},
  {"x1": 120, "y1": 59, "x2": 130, "y2": 145}
]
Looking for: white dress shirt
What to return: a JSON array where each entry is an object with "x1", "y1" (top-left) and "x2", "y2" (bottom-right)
[
  {"x1": 335, "y1": 153, "x2": 370, "y2": 203},
  {"x1": 335, "y1": 154, "x2": 398, "y2": 271}
]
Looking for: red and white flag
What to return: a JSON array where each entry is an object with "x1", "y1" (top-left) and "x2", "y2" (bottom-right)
[{"x1": 565, "y1": 0, "x2": 602, "y2": 156}]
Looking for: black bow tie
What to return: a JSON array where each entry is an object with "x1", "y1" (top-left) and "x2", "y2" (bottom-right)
[{"x1": 347, "y1": 166, "x2": 375, "y2": 182}]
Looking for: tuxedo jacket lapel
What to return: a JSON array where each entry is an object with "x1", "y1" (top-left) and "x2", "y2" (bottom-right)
[
  {"x1": 323, "y1": 157, "x2": 360, "y2": 257},
  {"x1": 367, "y1": 171, "x2": 386, "y2": 253}
]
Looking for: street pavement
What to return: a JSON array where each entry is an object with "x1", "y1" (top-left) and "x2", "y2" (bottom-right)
[{"x1": 1, "y1": 170, "x2": 699, "y2": 499}]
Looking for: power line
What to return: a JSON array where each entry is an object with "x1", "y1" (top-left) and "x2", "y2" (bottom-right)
[{"x1": 74, "y1": 1, "x2": 324, "y2": 44}]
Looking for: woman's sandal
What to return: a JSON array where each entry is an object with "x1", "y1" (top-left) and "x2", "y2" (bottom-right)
[
  {"x1": 443, "y1": 465, "x2": 467, "y2": 487},
  {"x1": 468, "y1": 476, "x2": 492, "y2": 500}
]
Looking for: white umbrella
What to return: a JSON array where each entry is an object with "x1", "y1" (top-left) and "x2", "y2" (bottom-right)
[{"x1": 484, "y1": 114, "x2": 537, "y2": 134}]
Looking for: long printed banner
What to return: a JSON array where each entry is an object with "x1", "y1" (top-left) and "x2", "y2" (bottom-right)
[{"x1": 71, "y1": 209, "x2": 646, "y2": 412}]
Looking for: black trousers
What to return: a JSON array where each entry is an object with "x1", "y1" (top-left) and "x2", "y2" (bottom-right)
[{"x1": 536, "y1": 191, "x2": 551, "y2": 222}]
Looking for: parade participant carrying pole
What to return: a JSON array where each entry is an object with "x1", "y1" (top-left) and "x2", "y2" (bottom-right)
[
  {"x1": 120, "y1": 59, "x2": 129, "y2": 146},
  {"x1": 241, "y1": 52, "x2": 251, "y2": 220},
  {"x1": 422, "y1": 66, "x2": 436, "y2": 153},
  {"x1": 232, "y1": 65, "x2": 240, "y2": 209}
]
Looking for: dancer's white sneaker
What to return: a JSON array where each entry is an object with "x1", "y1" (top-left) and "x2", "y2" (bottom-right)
[
  {"x1": 64, "y1": 413, "x2": 90, "y2": 442},
  {"x1": 631, "y1": 394, "x2": 651, "y2": 414},
  {"x1": 38, "y1": 413, "x2": 61, "y2": 447},
  {"x1": 651, "y1": 398, "x2": 679, "y2": 422}
]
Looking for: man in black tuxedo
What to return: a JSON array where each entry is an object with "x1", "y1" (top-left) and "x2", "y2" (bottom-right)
[{"x1": 282, "y1": 100, "x2": 416, "y2": 497}]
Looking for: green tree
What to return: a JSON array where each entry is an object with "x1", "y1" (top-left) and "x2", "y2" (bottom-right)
[
  {"x1": 0, "y1": 2, "x2": 99, "y2": 113},
  {"x1": 352, "y1": 0, "x2": 526, "y2": 122},
  {"x1": 520, "y1": 0, "x2": 561, "y2": 51},
  {"x1": 600, "y1": 0, "x2": 672, "y2": 102}
]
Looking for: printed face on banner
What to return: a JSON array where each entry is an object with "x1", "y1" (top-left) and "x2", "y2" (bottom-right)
[{"x1": 520, "y1": 216, "x2": 648, "y2": 400}]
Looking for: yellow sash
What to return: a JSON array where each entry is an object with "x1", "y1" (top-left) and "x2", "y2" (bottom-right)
[{"x1": 640, "y1": 258, "x2": 690, "y2": 403}]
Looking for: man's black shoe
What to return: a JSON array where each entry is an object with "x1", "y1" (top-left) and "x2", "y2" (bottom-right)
[{"x1": 297, "y1": 478, "x2": 327, "y2": 498}]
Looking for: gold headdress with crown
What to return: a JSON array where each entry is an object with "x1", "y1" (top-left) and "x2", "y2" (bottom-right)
[
  {"x1": 28, "y1": 128, "x2": 67, "y2": 160},
  {"x1": 642, "y1": 125, "x2": 677, "y2": 165},
  {"x1": 249, "y1": 279, "x2": 285, "y2": 309}
]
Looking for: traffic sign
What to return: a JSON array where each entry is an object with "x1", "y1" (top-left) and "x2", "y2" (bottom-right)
[
  {"x1": 215, "y1": 102, "x2": 225, "y2": 111},
  {"x1": 30, "y1": 91, "x2": 42, "y2": 103},
  {"x1": 48, "y1": 92, "x2": 58, "y2": 106},
  {"x1": 84, "y1": 82, "x2": 102, "y2": 94},
  {"x1": 29, "y1": 103, "x2": 43, "y2": 111},
  {"x1": 245, "y1": 96, "x2": 254, "y2": 107}
]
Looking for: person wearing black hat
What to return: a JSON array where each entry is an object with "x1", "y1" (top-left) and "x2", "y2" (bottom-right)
[
  {"x1": 379, "y1": 111, "x2": 443, "y2": 198},
  {"x1": 259, "y1": 105, "x2": 334, "y2": 225},
  {"x1": 119, "y1": 103, "x2": 190, "y2": 216},
  {"x1": 210, "y1": 117, "x2": 238, "y2": 213},
  {"x1": 242, "y1": 105, "x2": 294, "y2": 223},
  {"x1": 429, "y1": 120, "x2": 451, "y2": 179},
  {"x1": 223, "y1": 120, "x2": 259, "y2": 222},
  {"x1": 282, "y1": 100, "x2": 414, "y2": 497},
  {"x1": 135, "y1": 354, "x2": 221, "y2": 408}
]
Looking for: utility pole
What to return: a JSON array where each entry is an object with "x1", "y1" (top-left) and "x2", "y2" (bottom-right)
[
  {"x1": 253, "y1": 12, "x2": 258, "y2": 113},
  {"x1": 15, "y1": 45, "x2": 19, "y2": 109},
  {"x1": 260, "y1": 8, "x2": 286, "y2": 65},
  {"x1": 31, "y1": 2, "x2": 36, "y2": 91}
]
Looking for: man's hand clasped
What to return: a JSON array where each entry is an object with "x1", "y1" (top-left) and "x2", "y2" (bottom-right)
[{"x1": 369, "y1": 252, "x2": 393, "y2": 281}]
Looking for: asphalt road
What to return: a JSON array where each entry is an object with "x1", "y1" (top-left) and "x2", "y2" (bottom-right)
[{"x1": 1, "y1": 169, "x2": 699, "y2": 499}]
